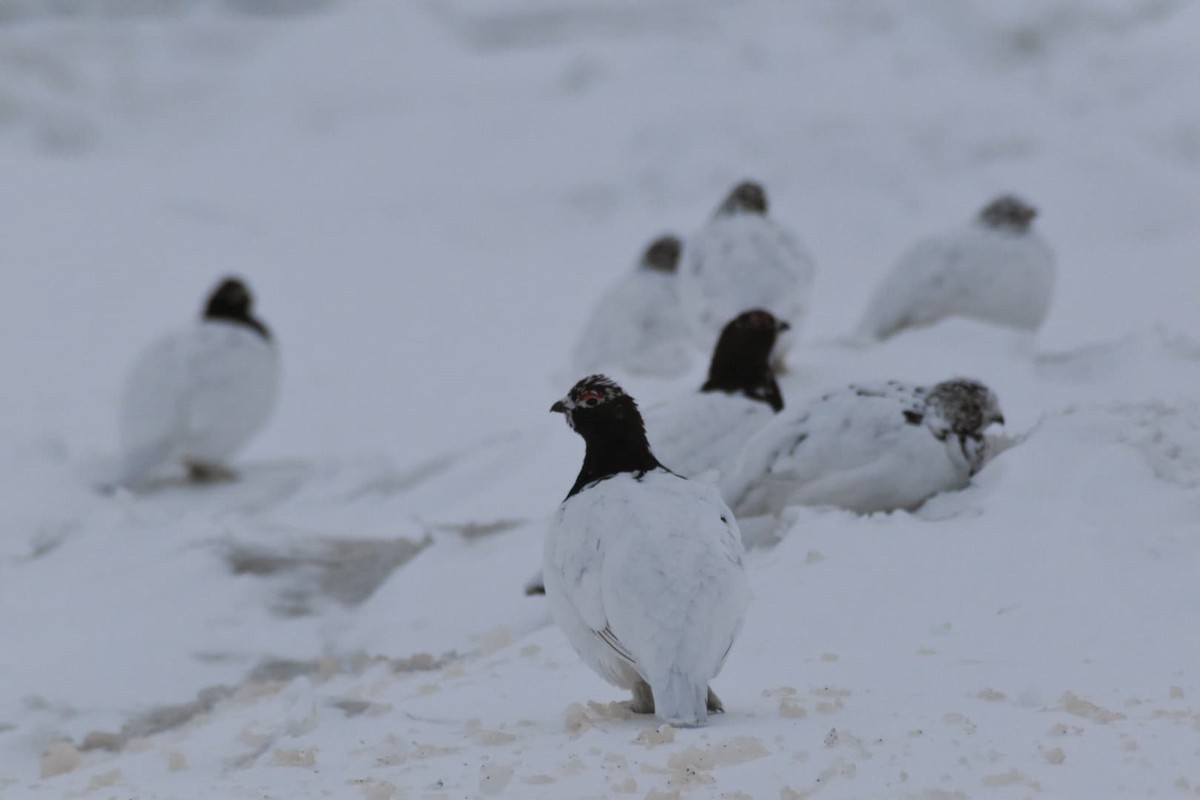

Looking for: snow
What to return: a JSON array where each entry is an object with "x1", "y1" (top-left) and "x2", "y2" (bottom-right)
[{"x1": 1, "y1": 0, "x2": 1199, "y2": 797}]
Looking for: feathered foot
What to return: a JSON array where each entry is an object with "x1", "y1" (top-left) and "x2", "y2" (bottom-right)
[
  {"x1": 187, "y1": 461, "x2": 238, "y2": 483},
  {"x1": 707, "y1": 687, "x2": 724, "y2": 714},
  {"x1": 630, "y1": 680, "x2": 655, "y2": 714}
]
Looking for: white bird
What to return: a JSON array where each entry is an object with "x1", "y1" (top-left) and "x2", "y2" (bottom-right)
[
  {"x1": 113, "y1": 277, "x2": 280, "y2": 489},
  {"x1": 646, "y1": 309, "x2": 788, "y2": 480},
  {"x1": 723, "y1": 378, "x2": 1004, "y2": 519},
  {"x1": 678, "y1": 180, "x2": 815, "y2": 354},
  {"x1": 544, "y1": 375, "x2": 749, "y2": 727},
  {"x1": 525, "y1": 309, "x2": 784, "y2": 597},
  {"x1": 859, "y1": 194, "x2": 1055, "y2": 340},
  {"x1": 570, "y1": 235, "x2": 693, "y2": 378}
]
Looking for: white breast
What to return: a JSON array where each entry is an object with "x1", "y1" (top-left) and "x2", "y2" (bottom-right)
[
  {"x1": 679, "y1": 214, "x2": 815, "y2": 352},
  {"x1": 860, "y1": 224, "x2": 1055, "y2": 339},
  {"x1": 645, "y1": 392, "x2": 776, "y2": 480},
  {"x1": 570, "y1": 269, "x2": 692, "y2": 378},
  {"x1": 117, "y1": 321, "x2": 280, "y2": 484}
]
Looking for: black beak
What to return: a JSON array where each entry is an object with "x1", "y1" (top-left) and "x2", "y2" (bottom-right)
[
  {"x1": 995, "y1": 414, "x2": 1006, "y2": 426},
  {"x1": 550, "y1": 400, "x2": 568, "y2": 414},
  {"x1": 777, "y1": 320, "x2": 791, "y2": 332}
]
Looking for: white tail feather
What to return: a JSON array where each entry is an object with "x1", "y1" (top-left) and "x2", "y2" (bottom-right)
[{"x1": 653, "y1": 669, "x2": 708, "y2": 727}]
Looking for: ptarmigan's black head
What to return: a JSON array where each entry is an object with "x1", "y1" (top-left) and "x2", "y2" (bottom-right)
[
  {"x1": 204, "y1": 277, "x2": 270, "y2": 340},
  {"x1": 639, "y1": 235, "x2": 682, "y2": 273},
  {"x1": 979, "y1": 194, "x2": 1037, "y2": 233},
  {"x1": 717, "y1": 180, "x2": 768, "y2": 217},
  {"x1": 701, "y1": 309, "x2": 789, "y2": 411},
  {"x1": 551, "y1": 375, "x2": 663, "y2": 498},
  {"x1": 925, "y1": 378, "x2": 1005, "y2": 439}
]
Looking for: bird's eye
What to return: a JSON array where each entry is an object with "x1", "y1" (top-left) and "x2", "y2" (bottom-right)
[{"x1": 577, "y1": 391, "x2": 604, "y2": 407}]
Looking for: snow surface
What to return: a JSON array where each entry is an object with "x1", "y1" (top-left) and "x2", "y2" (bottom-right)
[{"x1": 2, "y1": 0, "x2": 1199, "y2": 797}]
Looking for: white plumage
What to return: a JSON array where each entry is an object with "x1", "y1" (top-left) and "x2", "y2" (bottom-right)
[
  {"x1": 524, "y1": 396, "x2": 762, "y2": 588},
  {"x1": 723, "y1": 378, "x2": 1004, "y2": 518},
  {"x1": 679, "y1": 181, "x2": 815, "y2": 353},
  {"x1": 570, "y1": 235, "x2": 693, "y2": 378},
  {"x1": 643, "y1": 308, "x2": 789, "y2": 480},
  {"x1": 645, "y1": 392, "x2": 775, "y2": 481},
  {"x1": 544, "y1": 375, "x2": 749, "y2": 726},
  {"x1": 859, "y1": 194, "x2": 1055, "y2": 340},
  {"x1": 114, "y1": 278, "x2": 280, "y2": 488},
  {"x1": 545, "y1": 470, "x2": 748, "y2": 726}
]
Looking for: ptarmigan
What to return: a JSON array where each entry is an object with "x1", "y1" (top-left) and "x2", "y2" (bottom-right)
[
  {"x1": 543, "y1": 375, "x2": 749, "y2": 727},
  {"x1": 112, "y1": 277, "x2": 280, "y2": 488},
  {"x1": 678, "y1": 180, "x2": 815, "y2": 354},
  {"x1": 645, "y1": 309, "x2": 788, "y2": 480},
  {"x1": 526, "y1": 310, "x2": 784, "y2": 596},
  {"x1": 859, "y1": 194, "x2": 1055, "y2": 340},
  {"x1": 570, "y1": 235, "x2": 693, "y2": 378},
  {"x1": 723, "y1": 378, "x2": 1004, "y2": 518}
]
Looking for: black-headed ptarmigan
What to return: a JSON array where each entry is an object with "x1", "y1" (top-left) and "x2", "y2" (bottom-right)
[
  {"x1": 525, "y1": 310, "x2": 785, "y2": 596},
  {"x1": 723, "y1": 378, "x2": 1004, "y2": 519},
  {"x1": 859, "y1": 194, "x2": 1055, "y2": 340},
  {"x1": 570, "y1": 235, "x2": 693, "y2": 378},
  {"x1": 645, "y1": 309, "x2": 789, "y2": 480},
  {"x1": 112, "y1": 276, "x2": 280, "y2": 488},
  {"x1": 678, "y1": 180, "x2": 815, "y2": 354},
  {"x1": 543, "y1": 375, "x2": 749, "y2": 727}
]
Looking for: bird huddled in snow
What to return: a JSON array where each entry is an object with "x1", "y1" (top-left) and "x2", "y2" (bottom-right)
[
  {"x1": 858, "y1": 194, "x2": 1055, "y2": 340},
  {"x1": 112, "y1": 276, "x2": 280, "y2": 489},
  {"x1": 543, "y1": 375, "x2": 749, "y2": 727},
  {"x1": 645, "y1": 309, "x2": 789, "y2": 480},
  {"x1": 678, "y1": 180, "x2": 815, "y2": 355},
  {"x1": 569, "y1": 234, "x2": 693, "y2": 378},
  {"x1": 723, "y1": 378, "x2": 1004, "y2": 519}
]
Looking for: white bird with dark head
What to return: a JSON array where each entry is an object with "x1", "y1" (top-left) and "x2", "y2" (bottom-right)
[
  {"x1": 859, "y1": 194, "x2": 1055, "y2": 340},
  {"x1": 645, "y1": 309, "x2": 789, "y2": 480},
  {"x1": 570, "y1": 234, "x2": 693, "y2": 378},
  {"x1": 543, "y1": 375, "x2": 749, "y2": 727},
  {"x1": 678, "y1": 180, "x2": 815, "y2": 355},
  {"x1": 526, "y1": 310, "x2": 786, "y2": 596},
  {"x1": 112, "y1": 276, "x2": 280, "y2": 489},
  {"x1": 724, "y1": 378, "x2": 1005, "y2": 519}
]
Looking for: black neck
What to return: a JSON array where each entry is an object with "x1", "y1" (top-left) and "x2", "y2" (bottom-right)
[
  {"x1": 566, "y1": 430, "x2": 662, "y2": 499},
  {"x1": 982, "y1": 217, "x2": 1031, "y2": 235},
  {"x1": 701, "y1": 351, "x2": 783, "y2": 412},
  {"x1": 205, "y1": 309, "x2": 271, "y2": 341}
]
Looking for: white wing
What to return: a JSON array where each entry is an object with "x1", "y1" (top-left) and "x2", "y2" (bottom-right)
[
  {"x1": 645, "y1": 392, "x2": 776, "y2": 480},
  {"x1": 860, "y1": 225, "x2": 1055, "y2": 339},
  {"x1": 543, "y1": 491, "x2": 631, "y2": 688},
  {"x1": 725, "y1": 386, "x2": 972, "y2": 516},
  {"x1": 571, "y1": 269, "x2": 692, "y2": 378},
  {"x1": 117, "y1": 321, "x2": 279, "y2": 485},
  {"x1": 680, "y1": 214, "x2": 815, "y2": 351}
]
